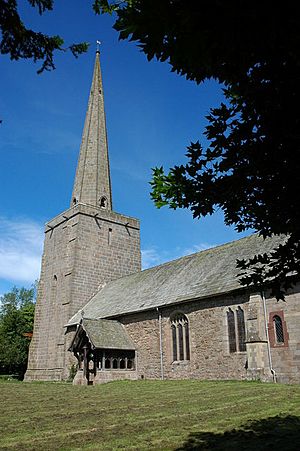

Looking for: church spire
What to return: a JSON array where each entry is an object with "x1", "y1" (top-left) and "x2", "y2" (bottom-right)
[{"x1": 71, "y1": 49, "x2": 112, "y2": 210}]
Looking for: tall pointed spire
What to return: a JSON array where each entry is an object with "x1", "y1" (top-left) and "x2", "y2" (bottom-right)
[{"x1": 71, "y1": 49, "x2": 112, "y2": 210}]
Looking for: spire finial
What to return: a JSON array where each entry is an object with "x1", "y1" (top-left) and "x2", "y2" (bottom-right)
[{"x1": 96, "y1": 40, "x2": 101, "y2": 53}]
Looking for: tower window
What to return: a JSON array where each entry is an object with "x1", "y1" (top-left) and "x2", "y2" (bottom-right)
[
  {"x1": 170, "y1": 313, "x2": 190, "y2": 362},
  {"x1": 100, "y1": 197, "x2": 107, "y2": 208},
  {"x1": 73, "y1": 197, "x2": 78, "y2": 206}
]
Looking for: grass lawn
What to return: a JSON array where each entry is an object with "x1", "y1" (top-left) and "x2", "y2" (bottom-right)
[{"x1": 0, "y1": 379, "x2": 300, "y2": 450}]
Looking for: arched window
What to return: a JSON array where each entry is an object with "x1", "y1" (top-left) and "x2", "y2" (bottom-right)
[
  {"x1": 268, "y1": 311, "x2": 288, "y2": 348},
  {"x1": 112, "y1": 358, "x2": 118, "y2": 369},
  {"x1": 273, "y1": 315, "x2": 284, "y2": 344},
  {"x1": 227, "y1": 308, "x2": 236, "y2": 353},
  {"x1": 170, "y1": 313, "x2": 190, "y2": 362},
  {"x1": 99, "y1": 196, "x2": 107, "y2": 208},
  {"x1": 236, "y1": 307, "x2": 246, "y2": 352}
]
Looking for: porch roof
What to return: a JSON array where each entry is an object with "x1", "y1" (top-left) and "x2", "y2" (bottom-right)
[{"x1": 81, "y1": 318, "x2": 136, "y2": 351}]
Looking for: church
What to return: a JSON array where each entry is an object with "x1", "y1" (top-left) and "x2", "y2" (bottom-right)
[{"x1": 25, "y1": 51, "x2": 300, "y2": 385}]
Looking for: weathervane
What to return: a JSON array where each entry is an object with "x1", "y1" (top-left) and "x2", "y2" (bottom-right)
[{"x1": 96, "y1": 40, "x2": 102, "y2": 53}]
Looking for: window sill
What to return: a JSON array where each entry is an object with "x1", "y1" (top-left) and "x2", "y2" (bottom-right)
[{"x1": 171, "y1": 360, "x2": 190, "y2": 365}]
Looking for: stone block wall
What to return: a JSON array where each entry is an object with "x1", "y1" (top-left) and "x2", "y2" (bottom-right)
[
  {"x1": 266, "y1": 284, "x2": 300, "y2": 383},
  {"x1": 117, "y1": 287, "x2": 300, "y2": 384},
  {"x1": 119, "y1": 292, "x2": 250, "y2": 382},
  {"x1": 25, "y1": 203, "x2": 141, "y2": 381},
  {"x1": 74, "y1": 368, "x2": 138, "y2": 385}
]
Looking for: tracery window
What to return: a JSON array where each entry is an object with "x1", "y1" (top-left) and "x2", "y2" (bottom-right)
[
  {"x1": 170, "y1": 313, "x2": 190, "y2": 362},
  {"x1": 227, "y1": 306, "x2": 246, "y2": 353}
]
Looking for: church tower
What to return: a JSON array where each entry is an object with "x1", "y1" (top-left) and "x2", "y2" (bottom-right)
[{"x1": 25, "y1": 51, "x2": 141, "y2": 381}]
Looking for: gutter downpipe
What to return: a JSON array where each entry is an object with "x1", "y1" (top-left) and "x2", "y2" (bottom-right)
[
  {"x1": 261, "y1": 290, "x2": 277, "y2": 383},
  {"x1": 156, "y1": 307, "x2": 164, "y2": 380}
]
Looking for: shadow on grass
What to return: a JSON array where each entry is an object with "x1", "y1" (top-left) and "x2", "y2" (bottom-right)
[{"x1": 176, "y1": 415, "x2": 300, "y2": 450}]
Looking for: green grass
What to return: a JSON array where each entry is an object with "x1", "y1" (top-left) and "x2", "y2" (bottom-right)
[{"x1": 0, "y1": 379, "x2": 300, "y2": 450}]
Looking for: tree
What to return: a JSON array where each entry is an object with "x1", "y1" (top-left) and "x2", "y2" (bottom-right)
[
  {"x1": 0, "y1": 0, "x2": 88, "y2": 73},
  {"x1": 0, "y1": 286, "x2": 35, "y2": 378},
  {"x1": 1, "y1": 1, "x2": 299, "y2": 297},
  {"x1": 94, "y1": 0, "x2": 300, "y2": 299}
]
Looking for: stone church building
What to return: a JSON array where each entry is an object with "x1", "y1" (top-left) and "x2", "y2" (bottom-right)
[{"x1": 25, "y1": 52, "x2": 300, "y2": 385}]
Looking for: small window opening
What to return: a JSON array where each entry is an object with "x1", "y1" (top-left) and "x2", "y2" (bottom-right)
[
  {"x1": 108, "y1": 228, "x2": 112, "y2": 245},
  {"x1": 73, "y1": 197, "x2": 77, "y2": 206},
  {"x1": 105, "y1": 358, "x2": 111, "y2": 369},
  {"x1": 100, "y1": 196, "x2": 107, "y2": 208},
  {"x1": 127, "y1": 359, "x2": 133, "y2": 369},
  {"x1": 274, "y1": 315, "x2": 284, "y2": 343},
  {"x1": 120, "y1": 359, "x2": 126, "y2": 369}
]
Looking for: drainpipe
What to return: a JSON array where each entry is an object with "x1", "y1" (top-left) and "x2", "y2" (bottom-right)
[
  {"x1": 261, "y1": 291, "x2": 277, "y2": 383},
  {"x1": 156, "y1": 307, "x2": 164, "y2": 380}
]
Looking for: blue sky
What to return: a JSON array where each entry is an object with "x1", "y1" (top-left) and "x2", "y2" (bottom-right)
[{"x1": 0, "y1": 3, "x2": 250, "y2": 296}]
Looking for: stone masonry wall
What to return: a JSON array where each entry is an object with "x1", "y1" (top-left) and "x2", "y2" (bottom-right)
[
  {"x1": 119, "y1": 292, "x2": 250, "y2": 382},
  {"x1": 266, "y1": 283, "x2": 300, "y2": 383},
  {"x1": 118, "y1": 287, "x2": 300, "y2": 384},
  {"x1": 25, "y1": 203, "x2": 141, "y2": 381}
]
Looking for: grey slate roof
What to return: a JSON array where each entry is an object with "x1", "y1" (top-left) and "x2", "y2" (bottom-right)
[
  {"x1": 68, "y1": 234, "x2": 284, "y2": 324},
  {"x1": 82, "y1": 318, "x2": 136, "y2": 350}
]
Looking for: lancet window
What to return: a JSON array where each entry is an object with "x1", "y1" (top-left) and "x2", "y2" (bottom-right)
[
  {"x1": 273, "y1": 315, "x2": 284, "y2": 344},
  {"x1": 268, "y1": 311, "x2": 288, "y2": 348},
  {"x1": 227, "y1": 306, "x2": 246, "y2": 353},
  {"x1": 170, "y1": 313, "x2": 190, "y2": 362}
]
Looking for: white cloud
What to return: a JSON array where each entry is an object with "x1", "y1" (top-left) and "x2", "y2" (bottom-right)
[
  {"x1": 141, "y1": 242, "x2": 216, "y2": 270},
  {"x1": 0, "y1": 217, "x2": 216, "y2": 282},
  {"x1": 0, "y1": 217, "x2": 44, "y2": 284},
  {"x1": 141, "y1": 248, "x2": 165, "y2": 269}
]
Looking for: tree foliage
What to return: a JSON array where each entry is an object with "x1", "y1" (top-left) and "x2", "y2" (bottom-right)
[
  {"x1": 1, "y1": 1, "x2": 299, "y2": 297},
  {"x1": 0, "y1": 286, "x2": 35, "y2": 378},
  {"x1": 95, "y1": 0, "x2": 300, "y2": 298},
  {"x1": 0, "y1": 0, "x2": 88, "y2": 73}
]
